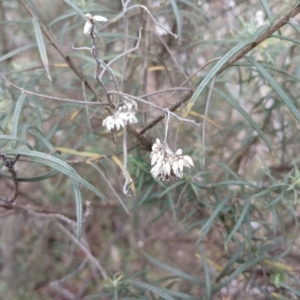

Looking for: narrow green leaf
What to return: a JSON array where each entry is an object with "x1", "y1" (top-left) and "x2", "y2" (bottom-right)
[
  {"x1": 127, "y1": 280, "x2": 176, "y2": 300},
  {"x1": 198, "y1": 246, "x2": 211, "y2": 299},
  {"x1": 154, "y1": 287, "x2": 198, "y2": 300},
  {"x1": 143, "y1": 251, "x2": 204, "y2": 285},
  {"x1": 72, "y1": 180, "x2": 83, "y2": 240},
  {"x1": 0, "y1": 134, "x2": 34, "y2": 149},
  {"x1": 188, "y1": 39, "x2": 254, "y2": 110},
  {"x1": 259, "y1": 0, "x2": 273, "y2": 24},
  {"x1": 215, "y1": 243, "x2": 245, "y2": 282},
  {"x1": 213, "y1": 87, "x2": 272, "y2": 152},
  {"x1": 213, "y1": 254, "x2": 266, "y2": 293},
  {"x1": 0, "y1": 169, "x2": 58, "y2": 182},
  {"x1": 63, "y1": 0, "x2": 86, "y2": 19},
  {"x1": 11, "y1": 94, "x2": 27, "y2": 148},
  {"x1": 3, "y1": 149, "x2": 106, "y2": 200},
  {"x1": 225, "y1": 199, "x2": 251, "y2": 245},
  {"x1": 32, "y1": 17, "x2": 52, "y2": 81},
  {"x1": 288, "y1": 21, "x2": 300, "y2": 34},
  {"x1": 247, "y1": 57, "x2": 300, "y2": 124},
  {"x1": 0, "y1": 43, "x2": 37, "y2": 62},
  {"x1": 271, "y1": 34, "x2": 300, "y2": 45},
  {"x1": 278, "y1": 283, "x2": 300, "y2": 297},
  {"x1": 169, "y1": 0, "x2": 181, "y2": 39},
  {"x1": 251, "y1": 24, "x2": 269, "y2": 40},
  {"x1": 196, "y1": 196, "x2": 231, "y2": 244}
]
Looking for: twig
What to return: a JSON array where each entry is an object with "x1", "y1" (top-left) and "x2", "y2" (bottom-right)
[
  {"x1": 19, "y1": 0, "x2": 101, "y2": 101},
  {"x1": 122, "y1": 127, "x2": 132, "y2": 195},
  {"x1": 138, "y1": 4, "x2": 300, "y2": 136},
  {"x1": 81, "y1": 81, "x2": 94, "y2": 139},
  {"x1": 0, "y1": 152, "x2": 21, "y2": 203},
  {"x1": 163, "y1": 110, "x2": 170, "y2": 143},
  {"x1": 0, "y1": 75, "x2": 107, "y2": 106},
  {"x1": 120, "y1": 0, "x2": 130, "y2": 92},
  {"x1": 99, "y1": 27, "x2": 143, "y2": 80},
  {"x1": 87, "y1": 161, "x2": 130, "y2": 214},
  {"x1": 126, "y1": 5, "x2": 178, "y2": 39},
  {"x1": 55, "y1": 222, "x2": 107, "y2": 280},
  {"x1": 109, "y1": 91, "x2": 199, "y2": 126}
]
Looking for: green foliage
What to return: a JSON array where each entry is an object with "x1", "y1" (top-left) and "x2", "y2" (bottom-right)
[{"x1": 0, "y1": 0, "x2": 300, "y2": 299}]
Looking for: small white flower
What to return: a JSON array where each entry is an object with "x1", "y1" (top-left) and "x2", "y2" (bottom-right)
[
  {"x1": 102, "y1": 108, "x2": 138, "y2": 132},
  {"x1": 149, "y1": 139, "x2": 194, "y2": 181},
  {"x1": 83, "y1": 20, "x2": 93, "y2": 35},
  {"x1": 183, "y1": 155, "x2": 194, "y2": 167},
  {"x1": 83, "y1": 13, "x2": 108, "y2": 35},
  {"x1": 102, "y1": 115, "x2": 117, "y2": 131},
  {"x1": 114, "y1": 115, "x2": 125, "y2": 130},
  {"x1": 122, "y1": 111, "x2": 138, "y2": 124}
]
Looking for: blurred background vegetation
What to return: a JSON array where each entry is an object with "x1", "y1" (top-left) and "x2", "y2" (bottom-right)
[{"x1": 1, "y1": 0, "x2": 300, "y2": 299}]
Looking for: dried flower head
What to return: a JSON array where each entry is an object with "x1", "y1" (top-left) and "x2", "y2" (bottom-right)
[
  {"x1": 102, "y1": 100, "x2": 138, "y2": 131},
  {"x1": 150, "y1": 139, "x2": 194, "y2": 181},
  {"x1": 83, "y1": 13, "x2": 108, "y2": 35}
]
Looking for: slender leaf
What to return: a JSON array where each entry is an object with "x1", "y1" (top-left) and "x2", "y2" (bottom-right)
[
  {"x1": 127, "y1": 280, "x2": 175, "y2": 300},
  {"x1": 213, "y1": 254, "x2": 266, "y2": 293},
  {"x1": 247, "y1": 57, "x2": 300, "y2": 124},
  {"x1": 169, "y1": 0, "x2": 181, "y2": 39},
  {"x1": 3, "y1": 149, "x2": 106, "y2": 200},
  {"x1": 63, "y1": 0, "x2": 86, "y2": 19},
  {"x1": 213, "y1": 88, "x2": 273, "y2": 152},
  {"x1": 72, "y1": 180, "x2": 83, "y2": 240},
  {"x1": 143, "y1": 251, "x2": 204, "y2": 285},
  {"x1": 259, "y1": 0, "x2": 273, "y2": 23},
  {"x1": 11, "y1": 94, "x2": 27, "y2": 148},
  {"x1": 0, "y1": 169, "x2": 58, "y2": 182},
  {"x1": 225, "y1": 199, "x2": 251, "y2": 245},
  {"x1": 216, "y1": 243, "x2": 246, "y2": 282},
  {"x1": 0, "y1": 43, "x2": 37, "y2": 62},
  {"x1": 0, "y1": 134, "x2": 34, "y2": 149},
  {"x1": 196, "y1": 196, "x2": 231, "y2": 244},
  {"x1": 32, "y1": 17, "x2": 52, "y2": 81},
  {"x1": 198, "y1": 246, "x2": 211, "y2": 299},
  {"x1": 187, "y1": 39, "x2": 254, "y2": 112}
]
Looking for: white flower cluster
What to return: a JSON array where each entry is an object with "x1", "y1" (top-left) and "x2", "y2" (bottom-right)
[
  {"x1": 150, "y1": 139, "x2": 194, "y2": 181},
  {"x1": 83, "y1": 13, "x2": 108, "y2": 35},
  {"x1": 102, "y1": 100, "x2": 138, "y2": 131}
]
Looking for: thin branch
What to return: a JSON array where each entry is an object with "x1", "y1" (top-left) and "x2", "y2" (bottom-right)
[
  {"x1": 99, "y1": 27, "x2": 143, "y2": 79},
  {"x1": 0, "y1": 75, "x2": 107, "y2": 106},
  {"x1": 126, "y1": 5, "x2": 178, "y2": 39},
  {"x1": 19, "y1": 0, "x2": 101, "y2": 101},
  {"x1": 163, "y1": 110, "x2": 170, "y2": 143},
  {"x1": 55, "y1": 222, "x2": 107, "y2": 280},
  {"x1": 87, "y1": 161, "x2": 130, "y2": 214},
  {"x1": 0, "y1": 152, "x2": 21, "y2": 203},
  {"x1": 138, "y1": 4, "x2": 300, "y2": 136},
  {"x1": 139, "y1": 87, "x2": 192, "y2": 98},
  {"x1": 109, "y1": 91, "x2": 199, "y2": 126},
  {"x1": 81, "y1": 81, "x2": 94, "y2": 139},
  {"x1": 122, "y1": 127, "x2": 132, "y2": 195},
  {"x1": 120, "y1": 0, "x2": 130, "y2": 92}
]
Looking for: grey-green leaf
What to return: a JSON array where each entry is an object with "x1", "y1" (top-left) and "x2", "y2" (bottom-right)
[
  {"x1": 63, "y1": 0, "x2": 86, "y2": 19},
  {"x1": 259, "y1": 0, "x2": 273, "y2": 24},
  {"x1": 169, "y1": 0, "x2": 181, "y2": 39},
  {"x1": 3, "y1": 148, "x2": 106, "y2": 201},
  {"x1": 127, "y1": 280, "x2": 176, "y2": 300},
  {"x1": 72, "y1": 180, "x2": 83, "y2": 240},
  {"x1": 32, "y1": 17, "x2": 52, "y2": 81},
  {"x1": 247, "y1": 57, "x2": 300, "y2": 124},
  {"x1": 213, "y1": 87, "x2": 272, "y2": 153},
  {"x1": 189, "y1": 39, "x2": 254, "y2": 106}
]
